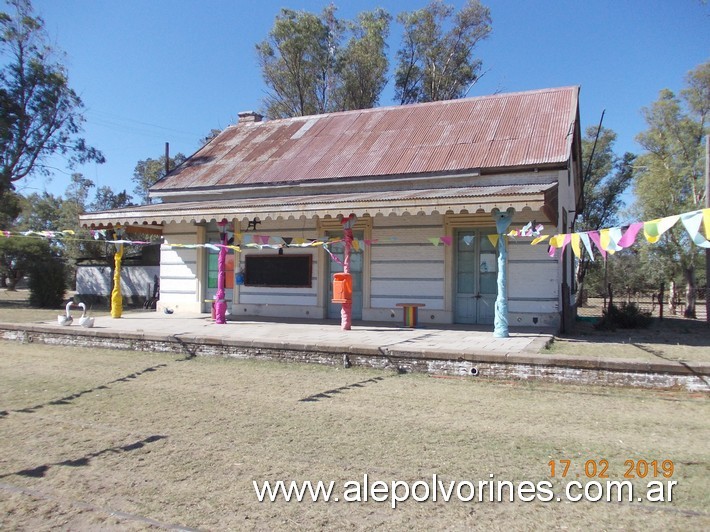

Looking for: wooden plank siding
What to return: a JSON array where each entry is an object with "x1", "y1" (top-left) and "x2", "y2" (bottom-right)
[
  {"x1": 369, "y1": 215, "x2": 446, "y2": 311},
  {"x1": 158, "y1": 224, "x2": 204, "y2": 313}
]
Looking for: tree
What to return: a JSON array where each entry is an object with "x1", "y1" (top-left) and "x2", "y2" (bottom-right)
[
  {"x1": 0, "y1": 234, "x2": 50, "y2": 290},
  {"x1": 336, "y1": 9, "x2": 391, "y2": 110},
  {"x1": 15, "y1": 191, "x2": 64, "y2": 231},
  {"x1": 257, "y1": 6, "x2": 342, "y2": 118},
  {"x1": 28, "y1": 251, "x2": 66, "y2": 307},
  {"x1": 200, "y1": 129, "x2": 222, "y2": 147},
  {"x1": 0, "y1": 188, "x2": 21, "y2": 228},
  {"x1": 132, "y1": 152, "x2": 186, "y2": 205},
  {"x1": 90, "y1": 187, "x2": 132, "y2": 212},
  {"x1": 256, "y1": 6, "x2": 392, "y2": 118},
  {"x1": 0, "y1": 0, "x2": 104, "y2": 198},
  {"x1": 394, "y1": 0, "x2": 491, "y2": 104},
  {"x1": 574, "y1": 126, "x2": 635, "y2": 304},
  {"x1": 633, "y1": 61, "x2": 709, "y2": 318}
]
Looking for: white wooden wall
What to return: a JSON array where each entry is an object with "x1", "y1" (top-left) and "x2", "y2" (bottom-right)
[
  {"x1": 159, "y1": 223, "x2": 203, "y2": 313},
  {"x1": 366, "y1": 213, "x2": 446, "y2": 323},
  {"x1": 76, "y1": 266, "x2": 160, "y2": 298},
  {"x1": 507, "y1": 238, "x2": 560, "y2": 327}
]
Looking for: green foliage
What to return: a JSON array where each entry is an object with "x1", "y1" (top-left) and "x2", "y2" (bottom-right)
[
  {"x1": 574, "y1": 126, "x2": 635, "y2": 304},
  {"x1": 132, "y1": 153, "x2": 186, "y2": 205},
  {"x1": 256, "y1": 6, "x2": 391, "y2": 118},
  {"x1": 0, "y1": 0, "x2": 104, "y2": 196},
  {"x1": 595, "y1": 302, "x2": 652, "y2": 330},
  {"x1": 584, "y1": 250, "x2": 652, "y2": 297},
  {"x1": 15, "y1": 191, "x2": 63, "y2": 231},
  {"x1": 578, "y1": 128, "x2": 635, "y2": 233},
  {"x1": 199, "y1": 129, "x2": 221, "y2": 147},
  {"x1": 394, "y1": 0, "x2": 491, "y2": 104},
  {"x1": 337, "y1": 9, "x2": 391, "y2": 111},
  {"x1": 90, "y1": 186, "x2": 132, "y2": 211},
  {"x1": 9, "y1": 172, "x2": 131, "y2": 290},
  {"x1": 28, "y1": 255, "x2": 66, "y2": 307},
  {"x1": 256, "y1": 1, "x2": 492, "y2": 117},
  {"x1": 632, "y1": 61, "x2": 709, "y2": 317},
  {"x1": 0, "y1": 188, "x2": 22, "y2": 227},
  {"x1": 257, "y1": 7, "x2": 341, "y2": 118},
  {"x1": 0, "y1": 235, "x2": 51, "y2": 289}
]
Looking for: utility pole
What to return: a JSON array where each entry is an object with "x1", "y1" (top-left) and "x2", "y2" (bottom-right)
[{"x1": 165, "y1": 142, "x2": 170, "y2": 175}]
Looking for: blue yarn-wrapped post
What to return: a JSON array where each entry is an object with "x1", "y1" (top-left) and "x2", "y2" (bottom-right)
[{"x1": 492, "y1": 208, "x2": 515, "y2": 338}]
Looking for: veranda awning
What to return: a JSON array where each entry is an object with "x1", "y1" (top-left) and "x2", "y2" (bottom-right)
[{"x1": 80, "y1": 183, "x2": 558, "y2": 229}]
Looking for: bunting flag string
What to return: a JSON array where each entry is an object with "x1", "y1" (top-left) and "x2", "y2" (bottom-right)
[
  {"x1": 1, "y1": 207, "x2": 708, "y2": 261},
  {"x1": 679, "y1": 210, "x2": 710, "y2": 248},
  {"x1": 507, "y1": 221, "x2": 544, "y2": 238},
  {"x1": 579, "y1": 232, "x2": 595, "y2": 261},
  {"x1": 537, "y1": 207, "x2": 710, "y2": 259}
]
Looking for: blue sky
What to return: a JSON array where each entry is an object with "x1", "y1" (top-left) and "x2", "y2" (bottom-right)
[{"x1": 8, "y1": 0, "x2": 710, "y2": 203}]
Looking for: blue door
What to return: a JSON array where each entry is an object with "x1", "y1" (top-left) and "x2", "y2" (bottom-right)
[{"x1": 455, "y1": 230, "x2": 497, "y2": 324}]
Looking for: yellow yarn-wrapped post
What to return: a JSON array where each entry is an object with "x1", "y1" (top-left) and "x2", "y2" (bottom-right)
[{"x1": 111, "y1": 230, "x2": 124, "y2": 319}]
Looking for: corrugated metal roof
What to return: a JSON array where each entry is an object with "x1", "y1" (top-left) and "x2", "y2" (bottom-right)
[
  {"x1": 151, "y1": 87, "x2": 579, "y2": 193},
  {"x1": 82, "y1": 183, "x2": 557, "y2": 227}
]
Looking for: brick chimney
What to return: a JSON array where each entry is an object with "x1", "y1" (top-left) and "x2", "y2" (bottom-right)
[{"x1": 238, "y1": 111, "x2": 263, "y2": 123}]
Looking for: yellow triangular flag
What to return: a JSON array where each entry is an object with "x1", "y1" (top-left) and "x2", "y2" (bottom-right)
[{"x1": 548, "y1": 234, "x2": 565, "y2": 248}]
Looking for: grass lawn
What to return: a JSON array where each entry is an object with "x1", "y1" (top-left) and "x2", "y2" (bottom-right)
[
  {"x1": 546, "y1": 318, "x2": 710, "y2": 364},
  {"x1": 0, "y1": 289, "x2": 110, "y2": 324},
  {"x1": 0, "y1": 342, "x2": 708, "y2": 530}
]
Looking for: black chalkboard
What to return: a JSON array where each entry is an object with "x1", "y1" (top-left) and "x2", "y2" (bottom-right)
[{"x1": 244, "y1": 254, "x2": 312, "y2": 287}]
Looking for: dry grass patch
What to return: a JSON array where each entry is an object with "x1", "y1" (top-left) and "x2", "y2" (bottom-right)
[
  {"x1": 0, "y1": 289, "x2": 109, "y2": 324},
  {"x1": 0, "y1": 341, "x2": 708, "y2": 530},
  {"x1": 546, "y1": 318, "x2": 710, "y2": 363}
]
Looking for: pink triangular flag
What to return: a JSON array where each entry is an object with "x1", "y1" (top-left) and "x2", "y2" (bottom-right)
[
  {"x1": 587, "y1": 231, "x2": 606, "y2": 259},
  {"x1": 616, "y1": 222, "x2": 643, "y2": 248}
]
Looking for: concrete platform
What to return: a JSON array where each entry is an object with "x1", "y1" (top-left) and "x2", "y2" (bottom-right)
[{"x1": 1, "y1": 311, "x2": 709, "y2": 392}]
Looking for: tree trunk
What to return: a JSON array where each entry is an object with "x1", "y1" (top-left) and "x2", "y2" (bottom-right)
[
  {"x1": 6, "y1": 271, "x2": 19, "y2": 291},
  {"x1": 684, "y1": 265, "x2": 697, "y2": 318},
  {"x1": 575, "y1": 280, "x2": 585, "y2": 307},
  {"x1": 668, "y1": 280, "x2": 677, "y2": 315},
  {"x1": 574, "y1": 258, "x2": 588, "y2": 307}
]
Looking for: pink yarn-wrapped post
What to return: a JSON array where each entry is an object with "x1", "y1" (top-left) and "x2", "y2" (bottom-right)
[
  {"x1": 341, "y1": 228, "x2": 353, "y2": 330},
  {"x1": 215, "y1": 219, "x2": 228, "y2": 325}
]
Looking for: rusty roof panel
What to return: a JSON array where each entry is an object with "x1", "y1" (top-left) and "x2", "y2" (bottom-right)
[
  {"x1": 423, "y1": 145, "x2": 455, "y2": 173},
  {"x1": 151, "y1": 86, "x2": 579, "y2": 193}
]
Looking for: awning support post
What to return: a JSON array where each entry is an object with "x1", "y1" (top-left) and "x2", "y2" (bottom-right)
[
  {"x1": 341, "y1": 214, "x2": 356, "y2": 331},
  {"x1": 492, "y1": 208, "x2": 515, "y2": 338},
  {"x1": 215, "y1": 219, "x2": 228, "y2": 325},
  {"x1": 111, "y1": 225, "x2": 124, "y2": 319}
]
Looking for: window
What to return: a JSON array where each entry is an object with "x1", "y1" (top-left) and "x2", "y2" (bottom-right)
[
  {"x1": 244, "y1": 255, "x2": 312, "y2": 287},
  {"x1": 207, "y1": 251, "x2": 234, "y2": 289}
]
